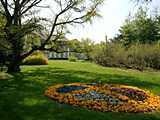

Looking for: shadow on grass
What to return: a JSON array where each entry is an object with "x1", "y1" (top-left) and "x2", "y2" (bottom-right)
[
  {"x1": 0, "y1": 67, "x2": 160, "y2": 120},
  {"x1": 24, "y1": 67, "x2": 160, "y2": 91}
]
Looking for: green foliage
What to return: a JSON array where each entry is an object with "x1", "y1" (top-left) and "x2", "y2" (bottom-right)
[
  {"x1": 91, "y1": 42, "x2": 160, "y2": 70},
  {"x1": 0, "y1": 72, "x2": 13, "y2": 80},
  {"x1": 23, "y1": 33, "x2": 41, "y2": 52},
  {"x1": 23, "y1": 51, "x2": 48, "y2": 65},
  {"x1": 29, "y1": 50, "x2": 45, "y2": 56},
  {"x1": 0, "y1": 10, "x2": 10, "y2": 51},
  {"x1": 68, "y1": 38, "x2": 95, "y2": 60},
  {"x1": 127, "y1": 43, "x2": 160, "y2": 69},
  {"x1": 68, "y1": 55, "x2": 78, "y2": 62},
  {"x1": 80, "y1": 38, "x2": 95, "y2": 60},
  {"x1": 68, "y1": 39, "x2": 82, "y2": 52},
  {"x1": 91, "y1": 42, "x2": 127, "y2": 67},
  {"x1": 115, "y1": 7, "x2": 160, "y2": 46}
]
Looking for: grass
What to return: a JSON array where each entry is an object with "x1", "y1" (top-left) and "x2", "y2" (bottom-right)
[{"x1": 0, "y1": 60, "x2": 160, "y2": 120}]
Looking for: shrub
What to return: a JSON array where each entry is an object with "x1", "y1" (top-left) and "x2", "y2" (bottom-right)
[
  {"x1": 23, "y1": 51, "x2": 48, "y2": 65},
  {"x1": 91, "y1": 43, "x2": 127, "y2": 68},
  {"x1": 0, "y1": 72, "x2": 13, "y2": 80},
  {"x1": 126, "y1": 44, "x2": 147, "y2": 70},
  {"x1": 126, "y1": 43, "x2": 160, "y2": 70},
  {"x1": 91, "y1": 42, "x2": 160, "y2": 70},
  {"x1": 68, "y1": 55, "x2": 77, "y2": 62}
]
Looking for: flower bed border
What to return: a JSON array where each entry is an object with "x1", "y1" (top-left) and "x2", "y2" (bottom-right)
[{"x1": 45, "y1": 83, "x2": 160, "y2": 113}]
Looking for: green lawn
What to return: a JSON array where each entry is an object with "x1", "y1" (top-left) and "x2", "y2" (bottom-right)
[{"x1": 0, "y1": 60, "x2": 160, "y2": 120}]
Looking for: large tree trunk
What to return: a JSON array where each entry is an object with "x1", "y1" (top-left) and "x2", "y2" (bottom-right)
[
  {"x1": 7, "y1": 61, "x2": 21, "y2": 73},
  {"x1": 7, "y1": 51, "x2": 22, "y2": 73}
]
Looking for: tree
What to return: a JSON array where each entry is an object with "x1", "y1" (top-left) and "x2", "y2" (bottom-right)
[
  {"x1": 68, "y1": 38, "x2": 95, "y2": 60},
  {"x1": 134, "y1": 0, "x2": 152, "y2": 3},
  {"x1": 0, "y1": 0, "x2": 104, "y2": 72},
  {"x1": 68, "y1": 39, "x2": 82, "y2": 53},
  {"x1": 116, "y1": 15, "x2": 137, "y2": 46},
  {"x1": 79, "y1": 38, "x2": 95, "y2": 60},
  {"x1": 115, "y1": 7, "x2": 160, "y2": 46}
]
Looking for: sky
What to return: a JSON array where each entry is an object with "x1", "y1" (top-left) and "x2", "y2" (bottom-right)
[{"x1": 65, "y1": 0, "x2": 160, "y2": 42}]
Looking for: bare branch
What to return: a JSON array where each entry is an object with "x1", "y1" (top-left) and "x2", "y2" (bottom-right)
[
  {"x1": 20, "y1": 0, "x2": 29, "y2": 7},
  {"x1": 55, "y1": 14, "x2": 87, "y2": 26},
  {"x1": 0, "y1": 0, "x2": 12, "y2": 21},
  {"x1": 21, "y1": 0, "x2": 42, "y2": 15},
  {"x1": 34, "y1": 5, "x2": 50, "y2": 8},
  {"x1": 40, "y1": 1, "x2": 76, "y2": 48}
]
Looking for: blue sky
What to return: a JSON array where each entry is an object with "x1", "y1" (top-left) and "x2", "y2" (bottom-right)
[{"x1": 66, "y1": 0, "x2": 160, "y2": 42}]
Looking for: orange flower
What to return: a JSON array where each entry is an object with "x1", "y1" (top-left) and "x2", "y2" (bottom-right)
[{"x1": 44, "y1": 83, "x2": 160, "y2": 113}]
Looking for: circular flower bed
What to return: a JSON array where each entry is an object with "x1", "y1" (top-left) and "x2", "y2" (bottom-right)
[{"x1": 45, "y1": 83, "x2": 160, "y2": 113}]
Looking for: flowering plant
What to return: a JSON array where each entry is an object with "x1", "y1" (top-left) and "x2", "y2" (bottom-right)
[{"x1": 45, "y1": 83, "x2": 160, "y2": 113}]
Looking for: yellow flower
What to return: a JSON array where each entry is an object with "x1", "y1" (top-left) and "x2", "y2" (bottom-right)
[{"x1": 44, "y1": 83, "x2": 160, "y2": 113}]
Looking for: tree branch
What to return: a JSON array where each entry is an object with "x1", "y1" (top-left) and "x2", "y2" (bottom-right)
[
  {"x1": 0, "y1": 0, "x2": 12, "y2": 21},
  {"x1": 55, "y1": 14, "x2": 87, "y2": 26},
  {"x1": 39, "y1": 47, "x2": 69, "y2": 53},
  {"x1": 40, "y1": 1, "x2": 76, "y2": 48},
  {"x1": 21, "y1": 0, "x2": 42, "y2": 15},
  {"x1": 21, "y1": 28, "x2": 62, "y2": 59}
]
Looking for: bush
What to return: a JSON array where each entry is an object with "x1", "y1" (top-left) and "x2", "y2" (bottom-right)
[
  {"x1": 126, "y1": 44, "x2": 160, "y2": 70},
  {"x1": 91, "y1": 43, "x2": 127, "y2": 68},
  {"x1": 23, "y1": 51, "x2": 49, "y2": 65},
  {"x1": 91, "y1": 42, "x2": 160, "y2": 70},
  {"x1": 68, "y1": 55, "x2": 77, "y2": 62},
  {"x1": 0, "y1": 72, "x2": 13, "y2": 80}
]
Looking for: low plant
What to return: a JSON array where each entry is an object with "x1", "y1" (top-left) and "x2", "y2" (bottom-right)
[
  {"x1": 68, "y1": 55, "x2": 77, "y2": 62},
  {"x1": 23, "y1": 51, "x2": 48, "y2": 65},
  {"x1": 0, "y1": 72, "x2": 13, "y2": 80}
]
